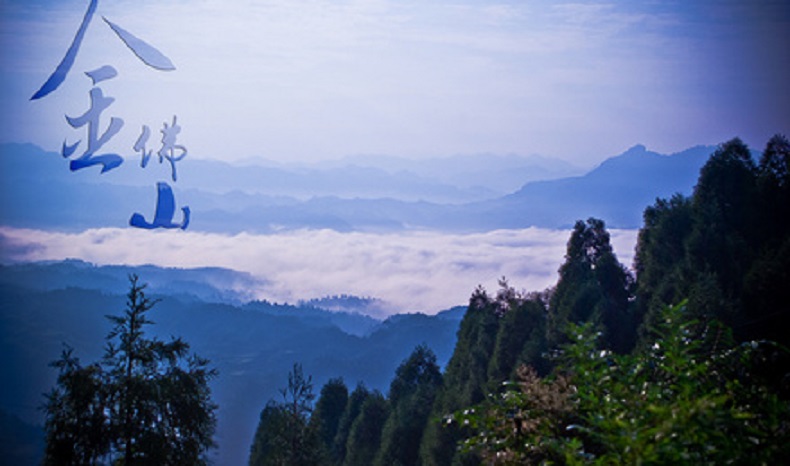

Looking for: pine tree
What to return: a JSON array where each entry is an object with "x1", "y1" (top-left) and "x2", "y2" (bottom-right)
[
  {"x1": 249, "y1": 363, "x2": 323, "y2": 466},
  {"x1": 548, "y1": 218, "x2": 634, "y2": 353},
  {"x1": 634, "y1": 194, "x2": 694, "y2": 341},
  {"x1": 310, "y1": 377, "x2": 349, "y2": 463},
  {"x1": 374, "y1": 345, "x2": 442, "y2": 466},
  {"x1": 634, "y1": 136, "x2": 790, "y2": 347},
  {"x1": 248, "y1": 402, "x2": 291, "y2": 466},
  {"x1": 343, "y1": 392, "x2": 388, "y2": 466},
  {"x1": 686, "y1": 138, "x2": 758, "y2": 323},
  {"x1": 332, "y1": 383, "x2": 370, "y2": 465},
  {"x1": 419, "y1": 287, "x2": 499, "y2": 466},
  {"x1": 487, "y1": 289, "x2": 549, "y2": 383},
  {"x1": 43, "y1": 275, "x2": 217, "y2": 465},
  {"x1": 43, "y1": 349, "x2": 108, "y2": 465}
]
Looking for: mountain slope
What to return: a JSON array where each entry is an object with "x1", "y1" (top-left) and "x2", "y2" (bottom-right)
[
  {"x1": 466, "y1": 144, "x2": 714, "y2": 229},
  {"x1": 0, "y1": 261, "x2": 463, "y2": 465}
]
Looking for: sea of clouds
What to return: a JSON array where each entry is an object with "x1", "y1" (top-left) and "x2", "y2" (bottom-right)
[{"x1": 0, "y1": 226, "x2": 638, "y2": 315}]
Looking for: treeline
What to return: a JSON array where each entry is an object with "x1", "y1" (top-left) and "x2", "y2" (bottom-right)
[{"x1": 249, "y1": 135, "x2": 790, "y2": 465}]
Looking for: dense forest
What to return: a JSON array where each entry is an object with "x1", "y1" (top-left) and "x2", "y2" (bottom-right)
[{"x1": 248, "y1": 135, "x2": 790, "y2": 465}]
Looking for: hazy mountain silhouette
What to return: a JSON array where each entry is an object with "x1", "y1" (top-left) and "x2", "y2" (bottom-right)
[
  {"x1": 0, "y1": 142, "x2": 713, "y2": 233},
  {"x1": 462, "y1": 144, "x2": 715, "y2": 229}
]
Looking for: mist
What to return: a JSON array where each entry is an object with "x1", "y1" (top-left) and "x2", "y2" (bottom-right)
[{"x1": 0, "y1": 226, "x2": 637, "y2": 315}]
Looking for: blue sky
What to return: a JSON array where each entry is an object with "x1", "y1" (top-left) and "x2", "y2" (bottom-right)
[{"x1": 1, "y1": 0, "x2": 788, "y2": 167}]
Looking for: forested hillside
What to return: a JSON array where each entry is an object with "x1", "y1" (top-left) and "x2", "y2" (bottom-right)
[
  {"x1": 0, "y1": 265, "x2": 463, "y2": 466},
  {"x1": 250, "y1": 135, "x2": 790, "y2": 465}
]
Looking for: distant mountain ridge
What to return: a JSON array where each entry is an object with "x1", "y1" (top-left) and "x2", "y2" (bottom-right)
[
  {"x1": 0, "y1": 260, "x2": 465, "y2": 465},
  {"x1": 464, "y1": 144, "x2": 715, "y2": 229},
  {"x1": 0, "y1": 142, "x2": 715, "y2": 232},
  {"x1": 0, "y1": 142, "x2": 580, "y2": 203},
  {"x1": 0, "y1": 259, "x2": 386, "y2": 334}
]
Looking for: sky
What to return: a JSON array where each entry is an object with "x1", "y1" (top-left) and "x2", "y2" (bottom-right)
[
  {"x1": 1, "y1": 0, "x2": 788, "y2": 167},
  {"x1": 0, "y1": 0, "x2": 787, "y2": 313}
]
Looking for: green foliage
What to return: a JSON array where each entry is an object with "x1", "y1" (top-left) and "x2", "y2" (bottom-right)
[
  {"x1": 549, "y1": 218, "x2": 635, "y2": 353},
  {"x1": 452, "y1": 365, "x2": 575, "y2": 465},
  {"x1": 43, "y1": 350, "x2": 109, "y2": 465},
  {"x1": 634, "y1": 194, "x2": 694, "y2": 339},
  {"x1": 343, "y1": 392, "x2": 388, "y2": 466},
  {"x1": 311, "y1": 377, "x2": 349, "y2": 463},
  {"x1": 42, "y1": 275, "x2": 217, "y2": 465},
  {"x1": 249, "y1": 363, "x2": 323, "y2": 466},
  {"x1": 420, "y1": 287, "x2": 501, "y2": 466},
  {"x1": 454, "y1": 302, "x2": 790, "y2": 464},
  {"x1": 249, "y1": 402, "x2": 291, "y2": 466},
  {"x1": 281, "y1": 363, "x2": 316, "y2": 421},
  {"x1": 440, "y1": 135, "x2": 790, "y2": 465},
  {"x1": 758, "y1": 133, "x2": 790, "y2": 187},
  {"x1": 742, "y1": 134, "x2": 790, "y2": 344},
  {"x1": 487, "y1": 282, "x2": 550, "y2": 383},
  {"x1": 567, "y1": 302, "x2": 788, "y2": 464},
  {"x1": 445, "y1": 287, "x2": 503, "y2": 405},
  {"x1": 686, "y1": 139, "x2": 758, "y2": 320},
  {"x1": 757, "y1": 134, "x2": 790, "y2": 239},
  {"x1": 332, "y1": 383, "x2": 370, "y2": 465},
  {"x1": 635, "y1": 135, "x2": 790, "y2": 348},
  {"x1": 375, "y1": 345, "x2": 442, "y2": 466}
]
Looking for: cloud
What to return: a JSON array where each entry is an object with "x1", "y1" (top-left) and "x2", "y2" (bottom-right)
[
  {"x1": 0, "y1": 229, "x2": 46, "y2": 260},
  {"x1": 0, "y1": 226, "x2": 638, "y2": 314}
]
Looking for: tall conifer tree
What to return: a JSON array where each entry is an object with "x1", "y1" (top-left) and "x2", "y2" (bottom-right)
[{"x1": 43, "y1": 275, "x2": 217, "y2": 465}]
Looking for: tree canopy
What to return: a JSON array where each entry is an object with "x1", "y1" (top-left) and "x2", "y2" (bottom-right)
[
  {"x1": 375, "y1": 345, "x2": 442, "y2": 466},
  {"x1": 249, "y1": 363, "x2": 323, "y2": 466},
  {"x1": 42, "y1": 275, "x2": 217, "y2": 465},
  {"x1": 453, "y1": 302, "x2": 789, "y2": 464}
]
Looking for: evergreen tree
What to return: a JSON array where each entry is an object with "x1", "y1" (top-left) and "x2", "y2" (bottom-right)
[
  {"x1": 419, "y1": 287, "x2": 499, "y2": 466},
  {"x1": 438, "y1": 287, "x2": 500, "y2": 408},
  {"x1": 742, "y1": 134, "x2": 790, "y2": 345},
  {"x1": 42, "y1": 275, "x2": 217, "y2": 465},
  {"x1": 634, "y1": 135, "x2": 790, "y2": 347},
  {"x1": 310, "y1": 377, "x2": 349, "y2": 463},
  {"x1": 548, "y1": 218, "x2": 634, "y2": 353},
  {"x1": 249, "y1": 363, "x2": 323, "y2": 466},
  {"x1": 375, "y1": 345, "x2": 442, "y2": 466},
  {"x1": 756, "y1": 133, "x2": 790, "y2": 239},
  {"x1": 43, "y1": 349, "x2": 109, "y2": 465},
  {"x1": 686, "y1": 138, "x2": 758, "y2": 326},
  {"x1": 332, "y1": 383, "x2": 370, "y2": 465},
  {"x1": 248, "y1": 402, "x2": 291, "y2": 466},
  {"x1": 634, "y1": 194, "x2": 694, "y2": 341},
  {"x1": 487, "y1": 282, "x2": 550, "y2": 383},
  {"x1": 453, "y1": 302, "x2": 789, "y2": 464},
  {"x1": 438, "y1": 134, "x2": 790, "y2": 465},
  {"x1": 343, "y1": 392, "x2": 388, "y2": 466}
]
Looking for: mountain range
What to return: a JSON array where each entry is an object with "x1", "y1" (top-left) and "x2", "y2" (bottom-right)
[
  {"x1": 0, "y1": 142, "x2": 714, "y2": 233},
  {"x1": 0, "y1": 260, "x2": 464, "y2": 465},
  {"x1": 0, "y1": 141, "x2": 727, "y2": 464}
]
